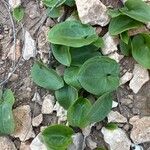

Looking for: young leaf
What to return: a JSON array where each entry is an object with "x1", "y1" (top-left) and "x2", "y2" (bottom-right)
[
  {"x1": 105, "y1": 122, "x2": 118, "y2": 130},
  {"x1": 78, "y1": 56, "x2": 120, "y2": 96},
  {"x1": 109, "y1": 15, "x2": 143, "y2": 35},
  {"x1": 48, "y1": 20, "x2": 98, "y2": 47},
  {"x1": 51, "y1": 44, "x2": 71, "y2": 66},
  {"x1": 31, "y1": 61, "x2": 64, "y2": 90},
  {"x1": 64, "y1": 66, "x2": 82, "y2": 89},
  {"x1": 120, "y1": 31, "x2": 129, "y2": 45},
  {"x1": 13, "y1": 6, "x2": 24, "y2": 22},
  {"x1": 41, "y1": 125, "x2": 74, "y2": 150},
  {"x1": 132, "y1": 34, "x2": 150, "y2": 69},
  {"x1": 67, "y1": 98, "x2": 92, "y2": 128},
  {"x1": 43, "y1": 0, "x2": 66, "y2": 8},
  {"x1": 120, "y1": 0, "x2": 150, "y2": 23},
  {"x1": 0, "y1": 89, "x2": 15, "y2": 135},
  {"x1": 47, "y1": 7, "x2": 61, "y2": 18},
  {"x1": 55, "y1": 85, "x2": 78, "y2": 110},
  {"x1": 87, "y1": 93, "x2": 112, "y2": 124},
  {"x1": 120, "y1": 39, "x2": 132, "y2": 56}
]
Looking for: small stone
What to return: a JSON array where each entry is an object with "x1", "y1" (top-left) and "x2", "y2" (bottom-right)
[
  {"x1": 120, "y1": 72, "x2": 133, "y2": 85},
  {"x1": 101, "y1": 127, "x2": 131, "y2": 150},
  {"x1": 75, "y1": 0, "x2": 110, "y2": 26},
  {"x1": 9, "y1": 73, "x2": 19, "y2": 82},
  {"x1": 9, "y1": 0, "x2": 21, "y2": 8},
  {"x1": 129, "y1": 64, "x2": 149, "y2": 93},
  {"x1": 86, "y1": 136, "x2": 97, "y2": 150},
  {"x1": 102, "y1": 32, "x2": 119, "y2": 55},
  {"x1": 20, "y1": 142, "x2": 30, "y2": 150},
  {"x1": 32, "y1": 114, "x2": 43, "y2": 127},
  {"x1": 42, "y1": 94, "x2": 55, "y2": 114},
  {"x1": 82, "y1": 124, "x2": 95, "y2": 137},
  {"x1": 45, "y1": 18, "x2": 55, "y2": 27},
  {"x1": 13, "y1": 105, "x2": 35, "y2": 141},
  {"x1": 107, "y1": 111, "x2": 127, "y2": 123},
  {"x1": 29, "y1": 4, "x2": 40, "y2": 19},
  {"x1": 121, "y1": 98, "x2": 133, "y2": 105},
  {"x1": 0, "y1": 34, "x2": 4, "y2": 40},
  {"x1": 129, "y1": 116, "x2": 150, "y2": 144},
  {"x1": 108, "y1": 52, "x2": 124, "y2": 63},
  {"x1": 123, "y1": 124, "x2": 130, "y2": 131},
  {"x1": 0, "y1": 137, "x2": 17, "y2": 150},
  {"x1": 112, "y1": 101, "x2": 118, "y2": 108},
  {"x1": 32, "y1": 92, "x2": 42, "y2": 105}
]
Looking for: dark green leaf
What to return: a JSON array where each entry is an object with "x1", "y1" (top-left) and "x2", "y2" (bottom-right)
[
  {"x1": 51, "y1": 44, "x2": 71, "y2": 66},
  {"x1": 48, "y1": 20, "x2": 98, "y2": 47},
  {"x1": 120, "y1": 39, "x2": 132, "y2": 56},
  {"x1": 43, "y1": 0, "x2": 66, "y2": 8},
  {"x1": 41, "y1": 125, "x2": 74, "y2": 150},
  {"x1": 105, "y1": 122, "x2": 118, "y2": 130},
  {"x1": 78, "y1": 56, "x2": 120, "y2": 96},
  {"x1": 0, "y1": 89, "x2": 15, "y2": 135},
  {"x1": 47, "y1": 7, "x2": 61, "y2": 18},
  {"x1": 67, "y1": 98, "x2": 92, "y2": 128},
  {"x1": 120, "y1": 31, "x2": 129, "y2": 44},
  {"x1": 87, "y1": 93, "x2": 112, "y2": 123},
  {"x1": 65, "y1": 0, "x2": 75, "y2": 6},
  {"x1": 55, "y1": 85, "x2": 78, "y2": 109},
  {"x1": 31, "y1": 61, "x2": 64, "y2": 90},
  {"x1": 13, "y1": 6, "x2": 24, "y2": 22}
]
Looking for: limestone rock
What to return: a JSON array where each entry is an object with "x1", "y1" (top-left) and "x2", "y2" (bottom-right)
[
  {"x1": 112, "y1": 101, "x2": 118, "y2": 108},
  {"x1": 107, "y1": 111, "x2": 127, "y2": 123},
  {"x1": 129, "y1": 64, "x2": 149, "y2": 93},
  {"x1": 86, "y1": 136, "x2": 97, "y2": 150},
  {"x1": 9, "y1": 0, "x2": 21, "y2": 9},
  {"x1": 120, "y1": 72, "x2": 133, "y2": 85},
  {"x1": 75, "y1": 0, "x2": 110, "y2": 26},
  {"x1": 130, "y1": 116, "x2": 150, "y2": 144},
  {"x1": 32, "y1": 114, "x2": 43, "y2": 127},
  {"x1": 0, "y1": 137, "x2": 17, "y2": 150},
  {"x1": 13, "y1": 105, "x2": 35, "y2": 141},
  {"x1": 108, "y1": 52, "x2": 124, "y2": 63},
  {"x1": 101, "y1": 127, "x2": 131, "y2": 150}
]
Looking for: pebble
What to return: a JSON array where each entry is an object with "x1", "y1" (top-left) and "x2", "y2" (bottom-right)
[
  {"x1": 32, "y1": 114, "x2": 43, "y2": 127},
  {"x1": 32, "y1": 92, "x2": 42, "y2": 105},
  {"x1": 9, "y1": 73, "x2": 19, "y2": 82},
  {"x1": 120, "y1": 72, "x2": 133, "y2": 85},
  {"x1": 86, "y1": 136, "x2": 97, "y2": 150}
]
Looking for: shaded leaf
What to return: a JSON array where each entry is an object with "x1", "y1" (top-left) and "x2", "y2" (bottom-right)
[
  {"x1": 65, "y1": 0, "x2": 75, "y2": 6},
  {"x1": 120, "y1": 39, "x2": 132, "y2": 56},
  {"x1": 43, "y1": 0, "x2": 66, "y2": 8},
  {"x1": 47, "y1": 7, "x2": 61, "y2": 18},
  {"x1": 120, "y1": 31, "x2": 129, "y2": 44}
]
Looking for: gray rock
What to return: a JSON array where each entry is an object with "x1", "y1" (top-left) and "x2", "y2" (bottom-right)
[
  {"x1": 9, "y1": 0, "x2": 21, "y2": 9},
  {"x1": 120, "y1": 72, "x2": 133, "y2": 85},
  {"x1": 86, "y1": 136, "x2": 97, "y2": 150},
  {"x1": 32, "y1": 92, "x2": 42, "y2": 105},
  {"x1": 32, "y1": 114, "x2": 43, "y2": 127}
]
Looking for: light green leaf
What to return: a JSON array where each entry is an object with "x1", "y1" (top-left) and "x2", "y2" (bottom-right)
[
  {"x1": 87, "y1": 93, "x2": 112, "y2": 123},
  {"x1": 108, "y1": 9, "x2": 122, "y2": 18},
  {"x1": 92, "y1": 37, "x2": 104, "y2": 48},
  {"x1": 47, "y1": 7, "x2": 61, "y2": 18},
  {"x1": 64, "y1": 67, "x2": 82, "y2": 89},
  {"x1": 120, "y1": 31, "x2": 129, "y2": 44},
  {"x1": 105, "y1": 122, "x2": 118, "y2": 130},
  {"x1": 48, "y1": 20, "x2": 98, "y2": 47},
  {"x1": 67, "y1": 98, "x2": 92, "y2": 128},
  {"x1": 132, "y1": 34, "x2": 150, "y2": 69},
  {"x1": 41, "y1": 125, "x2": 74, "y2": 150},
  {"x1": 13, "y1": 6, "x2": 24, "y2": 22},
  {"x1": 78, "y1": 56, "x2": 120, "y2": 96},
  {"x1": 0, "y1": 89, "x2": 15, "y2": 135},
  {"x1": 109, "y1": 15, "x2": 143, "y2": 35},
  {"x1": 51, "y1": 44, "x2": 71, "y2": 66},
  {"x1": 120, "y1": 0, "x2": 150, "y2": 23},
  {"x1": 43, "y1": 0, "x2": 66, "y2": 8},
  {"x1": 31, "y1": 61, "x2": 64, "y2": 90},
  {"x1": 55, "y1": 85, "x2": 78, "y2": 109}
]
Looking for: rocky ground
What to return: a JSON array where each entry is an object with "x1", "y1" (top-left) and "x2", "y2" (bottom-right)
[{"x1": 0, "y1": 0, "x2": 150, "y2": 150}]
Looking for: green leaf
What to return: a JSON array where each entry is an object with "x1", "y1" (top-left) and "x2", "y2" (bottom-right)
[
  {"x1": 55, "y1": 85, "x2": 78, "y2": 109},
  {"x1": 120, "y1": 31, "x2": 129, "y2": 45},
  {"x1": 31, "y1": 61, "x2": 64, "y2": 90},
  {"x1": 65, "y1": 0, "x2": 75, "y2": 6},
  {"x1": 132, "y1": 34, "x2": 150, "y2": 69},
  {"x1": 92, "y1": 37, "x2": 104, "y2": 48},
  {"x1": 105, "y1": 122, "x2": 118, "y2": 130},
  {"x1": 67, "y1": 98, "x2": 92, "y2": 128},
  {"x1": 70, "y1": 45, "x2": 101, "y2": 67},
  {"x1": 47, "y1": 7, "x2": 61, "y2": 18},
  {"x1": 109, "y1": 15, "x2": 143, "y2": 35},
  {"x1": 120, "y1": 39, "x2": 132, "y2": 56},
  {"x1": 48, "y1": 20, "x2": 98, "y2": 47},
  {"x1": 43, "y1": 0, "x2": 66, "y2": 8},
  {"x1": 51, "y1": 44, "x2": 71, "y2": 66},
  {"x1": 13, "y1": 6, "x2": 24, "y2": 22},
  {"x1": 41, "y1": 125, "x2": 74, "y2": 150},
  {"x1": 120, "y1": 0, "x2": 150, "y2": 23},
  {"x1": 78, "y1": 56, "x2": 120, "y2": 96},
  {"x1": 0, "y1": 89, "x2": 15, "y2": 135},
  {"x1": 87, "y1": 93, "x2": 112, "y2": 124},
  {"x1": 64, "y1": 67, "x2": 82, "y2": 89},
  {"x1": 108, "y1": 9, "x2": 122, "y2": 18}
]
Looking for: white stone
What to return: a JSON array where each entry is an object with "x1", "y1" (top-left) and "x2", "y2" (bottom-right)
[
  {"x1": 129, "y1": 64, "x2": 149, "y2": 93},
  {"x1": 131, "y1": 144, "x2": 144, "y2": 150},
  {"x1": 23, "y1": 30, "x2": 36, "y2": 60},
  {"x1": 86, "y1": 136, "x2": 97, "y2": 150},
  {"x1": 102, "y1": 32, "x2": 119, "y2": 55},
  {"x1": 120, "y1": 72, "x2": 133, "y2": 85},
  {"x1": 30, "y1": 134, "x2": 47, "y2": 150},
  {"x1": 0, "y1": 137, "x2": 17, "y2": 150},
  {"x1": 112, "y1": 101, "x2": 118, "y2": 108},
  {"x1": 32, "y1": 92, "x2": 42, "y2": 105},
  {"x1": 75, "y1": 0, "x2": 110, "y2": 26},
  {"x1": 107, "y1": 111, "x2": 127, "y2": 123},
  {"x1": 13, "y1": 105, "x2": 35, "y2": 141},
  {"x1": 129, "y1": 116, "x2": 150, "y2": 144},
  {"x1": 82, "y1": 124, "x2": 95, "y2": 137},
  {"x1": 108, "y1": 52, "x2": 124, "y2": 63},
  {"x1": 42, "y1": 94, "x2": 55, "y2": 114},
  {"x1": 32, "y1": 114, "x2": 43, "y2": 127},
  {"x1": 101, "y1": 127, "x2": 131, "y2": 150},
  {"x1": 9, "y1": 0, "x2": 21, "y2": 9},
  {"x1": 53, "y1": 102, "x2": 67, "y2": 123}
]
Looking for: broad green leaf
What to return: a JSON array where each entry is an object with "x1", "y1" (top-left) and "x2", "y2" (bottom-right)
[
  {"x1": 70, "y1": 45, "x2": 100, "y2": 67},
  {"x1": 109, "y1": 15, "x2": 143, "y2": 35},
  {"x1": 105, "y1": 122, "x2": 118, "y2": 130},
  {"x1": 132, "y1": 34, "x2": 150, "y2": 69},
  {"x1": 47, "y1": 7, "x2": 61, "y2": 18},
  {"x1": 51, "y1": 44, "x2": 71, "y2": 66},
  {"x1": 92, "y1": 37, "x2": 104, "y2": 48},
  {"x1": 64, "y1": 67, "x2": 82, "y2": 89},
  {"x1": 41, "y1": 125, "x2": 74, "y2": 150},
  {"x1": 31, "y1": 61, "x2": 64, "y2": 90},
  {"x1": 65, "y1": 0, "x2": 75, "y2": 6},
  {"x1": 78, "y1": 56, "x2": 120, "y2": 96},
  {"x1": 108, "y1": 9, "x2": 122, "y2": 18},
  {"x1": 55, "y1": 85, "x2": 78, "y2": 109},
  {"x1": 120, "y1": 39, "x2": 132, "y2": 56},
  {"x1": 120, "y1": 0, "x2": 150, "y2": 23},
  {"x1": 43, "y1": 0, "x2": 66, "y2": 8},
  {"x1": 67, "y1": 98, "x2": 92, "y2": 128},
  {"x1": 13, "y1": 6, "x2": 24, "y2": 22},
  {"x1": 48, "y1": 20, "x2": 98, "y2": 47},
  {"x1": 0, "y1": 89, "x2": 15, "y2": 135},
  {"x1": 120, "y1": 31, "x2": 129, "y2": 45},
  {"x1": 87, "y1": 93, "x2": 112, "y2": 123}
]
